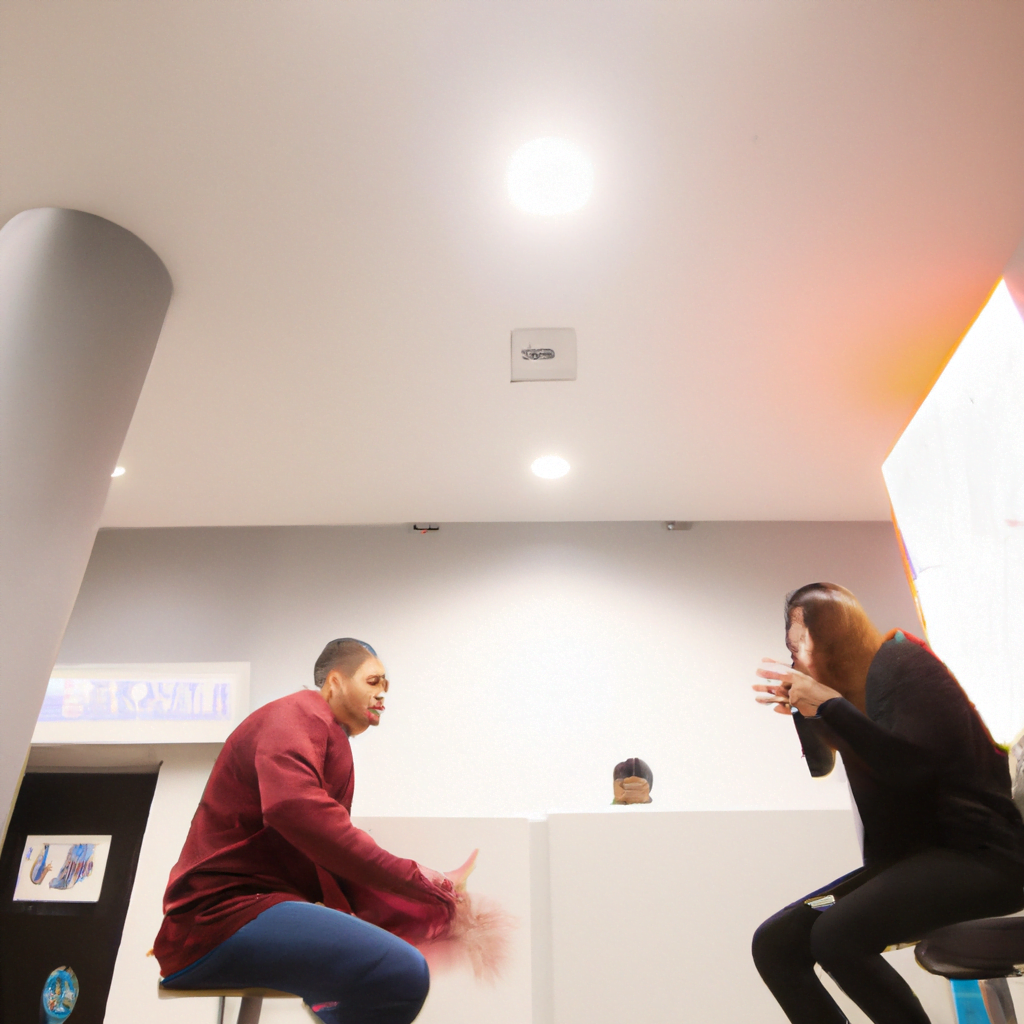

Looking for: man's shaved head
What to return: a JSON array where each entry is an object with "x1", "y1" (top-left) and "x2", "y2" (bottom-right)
[{"x1": 314, "y1": 638, "x2": 377, "y2": 688}]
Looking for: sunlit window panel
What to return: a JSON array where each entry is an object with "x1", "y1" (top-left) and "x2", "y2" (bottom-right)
[{"x1": 882, "y1": 281, "x2": 1024, "y2": 744}]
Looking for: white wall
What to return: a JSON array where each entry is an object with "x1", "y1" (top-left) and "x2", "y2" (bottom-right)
[{"x1": 58, "y1": 521, "x2": 919, "y2": 818}]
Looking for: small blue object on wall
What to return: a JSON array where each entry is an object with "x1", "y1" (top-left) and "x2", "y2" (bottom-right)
[{"x1": 41, "y1": 967, "x2": 79, "y2": 1022}]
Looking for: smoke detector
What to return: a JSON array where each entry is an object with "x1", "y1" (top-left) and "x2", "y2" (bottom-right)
[{"x1": 511, "y1": 328, "x2": 577, "y2": 382}]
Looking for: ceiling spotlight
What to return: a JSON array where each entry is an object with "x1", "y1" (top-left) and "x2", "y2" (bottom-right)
[
  {"x1": 507, "y1": 138, "x2": 594, "y2": 216},
  {"x1": 531, "y1": 455, "x2": 570, "y2": 479},
  {"x1": 111, "y1": 466, "x2": 126, "y2": 478}
]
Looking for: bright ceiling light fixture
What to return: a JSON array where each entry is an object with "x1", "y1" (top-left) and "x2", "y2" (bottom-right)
[
  {"x1": 507, "y1": 138, "x2": 594, "y2": 216},
  {"x1": 111, "y1": 466, "x2": 126, "y2": 478},
  {"x1": 531, "y1": 455, "x2": 570, "y2": 479}
]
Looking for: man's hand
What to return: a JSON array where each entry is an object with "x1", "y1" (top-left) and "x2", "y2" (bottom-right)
[
  {"x1": 418, "y1": 864, "x2": 455, "y2": 893},
  {"x1": 419, "y1": 849, "x2": 478, "y2": 900},
  {"x1": 754, "y1": 659, "x2": 843, "y2": 718},
  {"x1": 445, "y1": 849, "x2": 478, "y2": 893}
]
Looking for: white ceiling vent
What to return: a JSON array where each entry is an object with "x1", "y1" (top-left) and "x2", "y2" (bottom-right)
[{"x1": 511, "y1": 328, "x2": 577, "y2": 382}]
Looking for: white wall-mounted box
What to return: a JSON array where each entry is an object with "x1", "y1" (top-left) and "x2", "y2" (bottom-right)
[{"x1": 511, "y1": 328, "x2": 577, "y2": 381}]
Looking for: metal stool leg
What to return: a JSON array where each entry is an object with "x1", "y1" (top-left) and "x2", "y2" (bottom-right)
[
  {"x1": 218, "y1": 996, "x2": 226, "y2": 1024},
  {"x1": 980, "y1": 979, "x2": 1017, "y2": 1024},
  {"x1": 237, "y1": 995, "x2": 264, "y2": 1024}
]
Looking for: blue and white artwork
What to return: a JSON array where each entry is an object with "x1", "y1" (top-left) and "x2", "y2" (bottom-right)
[
  {"x1": 14, "y1": 836, "x2": 111, "y2": 903},
  {"x1": 49, "y1": 844, "x2": 97, "y2": 890}
]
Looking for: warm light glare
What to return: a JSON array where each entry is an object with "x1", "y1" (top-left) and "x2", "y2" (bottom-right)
[
  {"x1": 111, "y1": 466, "x2": 126, "y2": 478},
  {"x1": 882, "y1": 281, "x2": 1024, "y2": 743},
  {"x1": 507, "y1": 138, "x2": 594, "y2": 216},
  {"x1": 531, "y1": 455, "x2": 570, "y2": 479}
]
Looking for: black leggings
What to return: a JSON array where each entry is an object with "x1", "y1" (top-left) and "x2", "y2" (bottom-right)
[{"x1": 752, "y1": 849, "x2": 1024, "y2": 1024}]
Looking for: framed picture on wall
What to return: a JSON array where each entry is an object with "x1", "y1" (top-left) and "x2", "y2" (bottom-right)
[
  {"x1": 31, "y1": 662, "x2": 250, "y2": 744},
  {"x1": 13, "y1": 836, "x2": 112, "y2": 903}
]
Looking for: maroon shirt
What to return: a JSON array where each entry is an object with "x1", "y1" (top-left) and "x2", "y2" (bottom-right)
[{"x1": 154, "y1": 690, "x2": 455, "y2": 976}]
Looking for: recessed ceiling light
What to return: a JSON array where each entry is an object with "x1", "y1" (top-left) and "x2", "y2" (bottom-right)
[
  {"x1": 111, "y1": 466, "x2": 126, "y2": 478},
  {"x1": 507, "y1": 138, "x2": 594, "y2": 216},
  {"x1": 531, "y1": 455, "x2": 570, "y2": 479}
]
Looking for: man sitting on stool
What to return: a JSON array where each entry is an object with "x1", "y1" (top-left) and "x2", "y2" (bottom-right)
[{"x1": 155, "y1": 639, "x2": 458, "y2": 1024}]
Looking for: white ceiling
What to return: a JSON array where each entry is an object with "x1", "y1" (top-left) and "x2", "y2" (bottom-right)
[{"x1": 3, "y1": 1, "x2": 1024, "y2": 526}]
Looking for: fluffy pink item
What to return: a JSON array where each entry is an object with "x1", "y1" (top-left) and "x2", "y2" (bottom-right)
[
  {"x1": 418, "y1": 891, "x2": 517, "y2": 983},
  {"x1": 346, "y1": 848, "x2": 517, "y2": 983}
]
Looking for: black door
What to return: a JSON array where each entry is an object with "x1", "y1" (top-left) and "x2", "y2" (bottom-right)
[{"x1": 0, "y1": 770, "x2": 158, "y2": 1023}]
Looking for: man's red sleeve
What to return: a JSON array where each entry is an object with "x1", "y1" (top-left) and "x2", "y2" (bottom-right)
[{"x1": 253, "y1": 710, "x2": 451, "y2": 909}]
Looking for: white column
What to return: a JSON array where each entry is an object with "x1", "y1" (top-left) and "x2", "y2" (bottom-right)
[{"x1": 0, "y1": 208, "x2": 171, "y2": 843}]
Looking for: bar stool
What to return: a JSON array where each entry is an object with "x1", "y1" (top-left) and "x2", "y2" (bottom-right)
[
  {"x1": 157, "y1": 983, "x2": 298, "y2": 1024},
  {"x1": 916, "y1": 916, "x2": 1024, "y2": 1024}
]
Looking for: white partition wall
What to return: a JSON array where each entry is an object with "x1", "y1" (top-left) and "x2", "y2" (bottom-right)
[
  {"x1": 348, "y1": 817, "x2": 536, "y2": 1024},
  {"x1": 546, "y1": 810, "x2": 955, "y2": 1024},
  {"x1": 87, "y1": 802, "x2": 966, "y2": 1024}
]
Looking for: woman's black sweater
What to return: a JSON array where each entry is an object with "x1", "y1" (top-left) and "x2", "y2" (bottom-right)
[{"x1": 795, "y1": 632, "x2": 1024, "y2": 873}]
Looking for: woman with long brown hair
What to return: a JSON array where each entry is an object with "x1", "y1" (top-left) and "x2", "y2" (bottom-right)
[{"x1": 751, "y1": 583, "x2": 1024, "y2": 1024}]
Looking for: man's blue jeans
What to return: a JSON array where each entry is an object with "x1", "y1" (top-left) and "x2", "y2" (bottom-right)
[{"x1": 161, "y1": 901, "x2": 430, "y2": 1024}]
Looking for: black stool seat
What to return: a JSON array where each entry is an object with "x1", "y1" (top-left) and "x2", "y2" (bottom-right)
[{"x1": 916, "y1": 916, "x2": 1024, "y2": 980}]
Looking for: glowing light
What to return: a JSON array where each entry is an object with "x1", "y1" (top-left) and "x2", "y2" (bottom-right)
[
  {"x1": 883, "y1": 281, "x2": 1024, "y2": 742},
  {"x1": 507, "y1": 138, "x2": 594, "y2": 216},
  {"x1": 531, "y1": 455, "x2": 570, "y2": 479},
  {"x1": 111, "y1": 466, "x2": 126, "y2": 478}
]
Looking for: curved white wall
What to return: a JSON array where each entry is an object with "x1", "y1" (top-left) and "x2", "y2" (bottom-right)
[{"x1": 0, "y1": 208, "x2": 171, "y2": 841}]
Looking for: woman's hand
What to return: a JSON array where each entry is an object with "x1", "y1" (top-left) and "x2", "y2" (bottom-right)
[
  {"x1": 753, "y1": 659, "x2": 792, "y2": 715},
  {"x1": 754, "y1": 660, "x2": 843, "y2": 718}
]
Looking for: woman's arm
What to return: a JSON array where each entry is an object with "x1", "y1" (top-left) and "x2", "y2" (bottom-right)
[
  {"x1": 759, "y1": 643, "x2": 963, "y2": 788},
  {"x1": 814, "y1": 697, "x2": 940, "y2": 788},
  {"x1": 817, "y1": 643, "x2": 968, "y2": 788}
]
